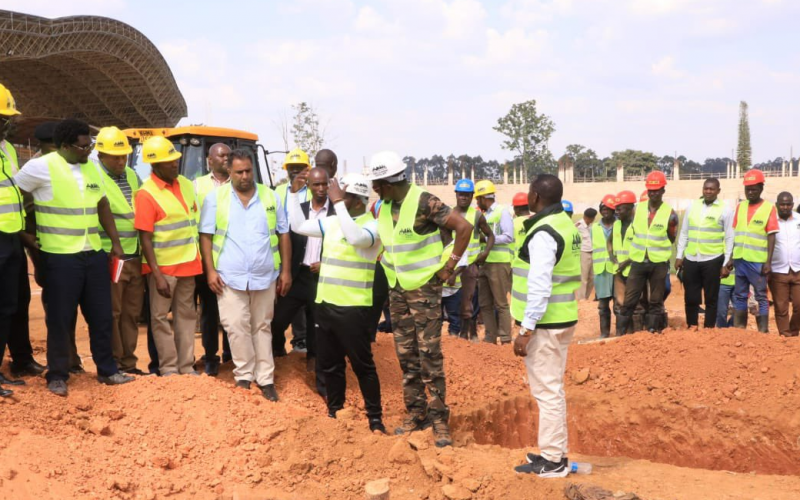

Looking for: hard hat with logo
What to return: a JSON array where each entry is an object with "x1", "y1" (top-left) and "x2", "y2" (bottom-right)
[
  {"x1": 743, "y1": 169, "x2": 765, "y2": 186},
  {"x1": 341, "y1": 173, "x2": 371, "y2": 198},
  {"x1": 640, "y1": 190, "x2": 649, "y2": 202},
  {"x1": 0, "y1": 83, "x2": 21, "y2": 116},
  {"x1": 615, "y1": 190, "x2": 637, "y2": 205},
  {"x1": 512, "y1": 192, "x2": 529, "y2": 207},
  {"x1": 601, "y1": 193, "x2": 617, "y2": 210},
  {"x1": 474, "y1": 180, "x2": 496, "y2": 197},
  {"x1": 283, "y1": 148, "x2": 310, "y2": 170},
  {"x1": 368, "y1": 151, "x2": 406, "y2": 181},
  {"x1": 142, "y1": 136, "x2": 181, "y2": 164},
  {"x1": 562, "y1": 200, "x2": 574, "y2": 212},
  {"x1": 95, "y1": 126, "x2": 132, "y2": 155},
  {"x1": 645, "y1": 170, "x2": 667, "y2": 190},
  {"x1": 455, "y1": 179, "x2": 474, "y2": 193}
]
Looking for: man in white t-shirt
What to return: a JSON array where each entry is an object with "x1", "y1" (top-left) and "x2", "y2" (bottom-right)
[{"x1": 14, "y1": 119, "x2": 134, "y2": 396}]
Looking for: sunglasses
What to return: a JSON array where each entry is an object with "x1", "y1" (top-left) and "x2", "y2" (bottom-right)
[{"x1": 70, "y1": 141, "x2": 95, "y2": 152}]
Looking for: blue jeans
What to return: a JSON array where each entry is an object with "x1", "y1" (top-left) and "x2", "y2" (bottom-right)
[
  {"x1": 733, "y1": 259, "x2": 769, "y2": 315},
  {"x1": 717, "y1": 284, "x2": 734, "y2": 327},
  {"x1": 442, "y1": 289, "x2": 462, "y2": 334}
]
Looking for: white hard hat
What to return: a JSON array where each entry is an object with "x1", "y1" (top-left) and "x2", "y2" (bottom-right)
[
  {"x1": 368, "y1": 151, "x2": 406, "y2": 181},
  {"x1": 341, "y1": 173, "x2": 371, "y2": 198}
]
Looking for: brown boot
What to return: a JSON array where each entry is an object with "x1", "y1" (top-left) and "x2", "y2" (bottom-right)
[
  {"x1": 432, "y1": 419, "x2": 452, "y2": 448},
  {"x1": 394, "y1": 412, "x2": 431, "y2": 435}
]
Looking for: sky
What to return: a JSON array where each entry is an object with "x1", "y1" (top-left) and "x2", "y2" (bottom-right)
[{"x1": 6, "y1": 0, "x2": 800, "y2": 176}]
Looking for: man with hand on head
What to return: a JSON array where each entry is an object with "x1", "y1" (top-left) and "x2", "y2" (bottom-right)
[{"x1": 199, "y1": 149, "x2": 291, "y2": 400}]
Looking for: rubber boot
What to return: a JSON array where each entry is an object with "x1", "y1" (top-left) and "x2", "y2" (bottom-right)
[
  {"x1": 616, "y1": 315, "x2": 631, "y2": 336},
  {"x1": 733, "y1": 310, "x2": 748, "y2": 329},
  {"x1": 599, "y1": 313, "x2": 611, "y2": 339},
  {"x1": 469, "y1": 319, "x2": 478, "y2": 343},
  {"x1": 645, "y1": 314, "x2": 659, "y2": 334},
  {"x1": 632, "y1": 314, "x2": 644, "y2": 333},
  {"x1": 460, "y1": 319, "x2": 473, "y2": 340},
  {"x1": 756, "y1": 315, "x2": 769, "y2": 333},
  {"x1": 661, "y1": 312, "x2": 669, "y2": 331}
]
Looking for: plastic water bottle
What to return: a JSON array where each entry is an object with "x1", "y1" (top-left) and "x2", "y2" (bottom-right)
[{"x1": 569, "y1": 462, "x2": 592, "y2": 474}]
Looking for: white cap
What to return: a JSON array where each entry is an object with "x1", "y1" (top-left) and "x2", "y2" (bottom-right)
[
  {"x1": 368, "y1": 151, "x2": 406, "y2": 181},
  {"x1": 341, "y1": 173, "x2": 371, "y2": 197}
]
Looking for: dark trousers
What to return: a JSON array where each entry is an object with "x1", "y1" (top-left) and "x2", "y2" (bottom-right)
[
  {"x1": 40, "y1": 250, "x2": 119, "y2": 382},
  {"x1": 316, "y1": 303, "x2": 382, "y2": 419},
  {"x1": 0, "y1": 232, "x2": 22, "y2": 368},
  {"x1": 684, "y1": 256, "x2": 723, "y2": 327},
  {"x1": 42, "y1": 280, "x2": 81, "y2": 369},
  {"x1": 441, "y1": 290, "x2": 462, "y2": 334},
  {"x1": 367, "y1": 263, "x2": 390, "y2": 341},
  {"x1": 620, "y1": 261, "x2": 669, "y2": 318},
  {"x1": 143, "y1": 281, "x2": 160, "y2": 374},
  {"x1": 196, "y1": 274, "x2": 230, "y2": 363},
  {"x1": 272, "y1": 266, "x2": 318, "y2": 357},
  {"x1": 1, "y1": 234, "x2": 36, "y2": 368}
]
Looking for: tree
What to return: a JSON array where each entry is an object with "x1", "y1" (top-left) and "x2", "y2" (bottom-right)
[
  {"x1": 610, "y1": 149, "x2": 659, "y2": 178},
  {"x1": 737, "y1": 101, "x2": 752, "y2": 171},
  {"x1": 564, "y1": 144, "x2": 601, "y2": 181},
  {"x1": 290, "y1": 102, "x2": 328, "y2": 160},
  {"x1": 493, "y1": 100, "x2": 556, "y2": 174}
]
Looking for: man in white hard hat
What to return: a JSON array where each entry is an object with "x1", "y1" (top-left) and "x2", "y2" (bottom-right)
[
  {"x1": 289, "y1": 173, "x2": 386, "y2": 432},
  {"x1": 369, "y1": 151, "x2": 472, "y2": 447}
]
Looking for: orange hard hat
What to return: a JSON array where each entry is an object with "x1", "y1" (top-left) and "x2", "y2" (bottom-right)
[
  {"x1": 743, "y1": 169, "x2": 765, "y2": 186},
  {"x1": 601, "y1": 193, "x2": 617, "y2": 210},
  {"x1": 645, "y1": 170, "x2": 667, "y2": 190},
  {"x1": 512, "y1": 192, "x2": 529, "y2": 207},
  {"x1": 640, "y1": 190, "x2": 649, "y2": 202},
  {"x1": 615, "y1": 190, "x2": 637, "y2": 205}
]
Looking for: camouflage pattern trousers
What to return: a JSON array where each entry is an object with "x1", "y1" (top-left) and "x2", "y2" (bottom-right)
[{"x1": 389, "y1": 279, "x2": 449, "y2": 421}]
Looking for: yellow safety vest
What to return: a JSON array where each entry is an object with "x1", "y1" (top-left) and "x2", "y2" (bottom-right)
[
  {"x1": 195, "y1": 173, "x2": 221, "y2": 210},
  {"x1": 441, "y1": 242, "x2": 462, "y2": 292},
  {"x1": 611, "y1": 220, "x2": 634, "y2": 278},
  {"x1": 685, "y1": 199, "x2": 725, "y2": 258},
  {"x1": 510, "y1": 210, "x2": 581, "y2": 326},
  {"x1": 629, "y1": 202, "x2": 673, "y2": 263},
  {"x1": 721, "y1": 266, "x2": 735, "y2": 286},
  {"x1": 140, "y1": 175, "x2": 199, "y2": 266},
  {"x1": 0, "y1": 143, "x2": 24, "y2": 233},
  {"x1": 464, "y1": 206, "x2": 481, "y2": 264},
  {"x1": 274, "y1": 182, "x2": 312, "y2": 208},
  {"x1": 316, "y1": 213, "x2": 378, "y2": 307},
  {"x1": 513, "y1": 215, "x2": 529, "y2": 255},
  {"x1": 591, "y1": 222, "x2": 613, "y2": 275},
  {"x1": 99, "y1": 166, "x2": 140, "y2": 255},
  {"x1": 733, "y1": 201, "x2": 773, "y2": 263},
  {"x1": 378, "y1": 183, "x2": 444, "y2": 291},
  {"x1": 212, "y1": 184, "x2": 280, "y2": 269},
  {"x1": 34, "y1": 153, "x2": 103, "y2": 254},
  {"x1": 484, "y1": 203, "x2": 514, "y2": 263}
]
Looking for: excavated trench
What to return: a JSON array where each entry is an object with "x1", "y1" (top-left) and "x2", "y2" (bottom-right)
[{"x1": 451, "y1": 393, "x2": 800, "y2": 475}]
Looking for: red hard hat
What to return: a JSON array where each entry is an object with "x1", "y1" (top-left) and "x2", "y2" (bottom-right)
[
  {"x1": 615, "y1": 190, "x2": 637, "y2": 205},
  {"x1": 645, "y1": 170, "x2": 667, "y2": 190},
  {"x1": 640, "y1": 190, "x2": 649, "y2": 202},
  {"x1": 512, "y1": 192, "x2": 528, "y2": 207},
  {"x1": 601, "y1": 193, "x2": 617, "y2": 210},
  {"x1": 743, "y1": 169, "x2": 765, "y2": 186}
]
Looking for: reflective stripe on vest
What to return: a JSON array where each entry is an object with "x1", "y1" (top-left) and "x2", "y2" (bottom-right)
[
  {"x1": 611, "y1": 220, "x2": 633, "y2": 278},
  {"x1": 212, "y1": 184, "x2": 280, "y2": 269},
  {"x1": 484, "y1": 203, "x2": 513, "y2": 263},
  {"x1": 732, "y1": 201, "x2": 773, "y2": 263},
  {"x1": 510, "y1": 211, "x2": 581, "y2": 326},
  {"x1": 378, "y1": 184, "x2": 444, "y2": 291},
  {"x1": 140, "y1": 175, "x2": 199, "y2": 266},
  {"x1": 591, "y1": 222, "x2": 612, "y2": 275},
  {"x1": 629, "y1": 201, "x2": 673, "y2": 263},
  {"x1": 99, "y1": 166, "x2": 140, "y2": 254},
  {"x1": 34, "y1": 153, "x2": 103, "y2": 254},
  {"x1": 0, "y1": 144, "x2": 24, "y2": 233},
  {"x1": 316, "y1": 213, "x2": 378, "y2": 306},
  {"x1": 685, "y1": 199, "x2": 725, "y2": 258},
  {"x1": 465, "y1": 206, "x2": 481, "y2": 264}
]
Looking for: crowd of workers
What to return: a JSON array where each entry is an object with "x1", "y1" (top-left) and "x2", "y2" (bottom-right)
[{"x1": 0, "y1": 80, "x2": 795, "y2": 478}]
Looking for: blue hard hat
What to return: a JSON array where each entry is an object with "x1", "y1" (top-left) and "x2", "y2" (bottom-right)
[
  {"x1": 561, "y1": 200, "x2": 574, "y2": 212},
  {"x1": 455, "y1": 179, "x2": 475, "y2": 193}
]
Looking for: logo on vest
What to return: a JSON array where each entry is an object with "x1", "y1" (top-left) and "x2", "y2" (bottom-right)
[
  {"x1": 572, "y1": 233, "x2": 581, "y2": 251},
  {"x1": 398, "y1": 227, "x2": 413, "y2": 238},
  {"x1": 265, "y1": 205, "x2": 276, "y2": 213},
  {"x1": 652, "y1": 223, "x2": 665, "y2": 230},
  {"x1": 704, "y1": 215, "x2": 716, "y2": 222},
  {"x1": 86, "y1": 183, "x2": 100, "y2": 191},
  {"x1": 752, "y1": 218, "x2": 765, "y2": 226}
]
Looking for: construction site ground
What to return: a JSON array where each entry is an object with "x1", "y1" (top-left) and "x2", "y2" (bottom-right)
[{"x1": 1, "y1": 276, "x2": 799, "y2": 500}]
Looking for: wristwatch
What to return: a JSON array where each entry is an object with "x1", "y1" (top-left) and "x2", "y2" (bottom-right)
[{"x1": 518, "y1": 326, "x2": 531, "y2": 337}]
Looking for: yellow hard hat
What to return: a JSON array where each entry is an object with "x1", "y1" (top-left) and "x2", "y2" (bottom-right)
[
  {"x1": 474, "y1": 180, "x2": 496, "y2": 197},
  {"x1": 0, "y1": 83, "x2": 21, "y2": 116},
  {"x1": 282, "y1": 148, "x2": 310, "y2": 170},
  {"x1": 142, "y1": 136, "x2": 181, "y2": 164},
  {"x1": 95, "y1": 126, "x2": 132, "y2": 155}
]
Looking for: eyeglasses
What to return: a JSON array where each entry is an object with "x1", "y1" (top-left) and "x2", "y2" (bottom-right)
[{"x1": 70, "y1": 141, "x2": 95, "y2": 152}]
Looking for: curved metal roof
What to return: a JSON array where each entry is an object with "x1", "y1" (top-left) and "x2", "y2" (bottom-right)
[{"x1": 0, "y1": 10, "x2": 187, "y2": 142}]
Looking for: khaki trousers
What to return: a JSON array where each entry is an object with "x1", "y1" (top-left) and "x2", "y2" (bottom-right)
[
  {"x1": 148, "y1": 274, "x2": 197, "y2": 375},
  {"x1": 217, "y1": 284, "x2": 277, "y2": 386},
  {"x1": 578, "y1": 252, "x2": 594, "y2": 300},
  {"x1": 478, "y1": 262, "x2": 512, "y2": 343},
  {"x1": 524, "y1": 325, "x2": 575, "y2": 463},
  {"x1": 110, "y1": 258, "x2": 145, "y2": 371},
  {"x1": 768, "y1": 270, "x2": 800, "y2": 337}
]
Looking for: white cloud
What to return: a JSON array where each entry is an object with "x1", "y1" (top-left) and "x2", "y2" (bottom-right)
[
  {"x1": 441, "y1": 0, "x2": 487, "y2": 39},
  {"x1": 354, "y1": 6, "x2": 402, "y2": 34},
  {"x1": 651, "y1": 56, "x2": 685, "y2": 79},
  {"x1": 465, "y1": 28, "x2": 549, "y2": 66}
]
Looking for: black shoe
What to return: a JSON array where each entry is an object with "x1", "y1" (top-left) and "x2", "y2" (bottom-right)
[
  {"x1": 235, "y1": 380, "x2": 251, "y2": 390},
  {"x1": 259, "y1": 384, "x2": 279, "y2": 402},
  {"x1": 273, "y1": 348, "x2": 288, "y2": 358},
  {"x1": 328, "y1": 410, "x2": 337, "y2": 419},
  {"x1": 98, "y1": 373, "x2": 135, "y2": 385},
  {"x1": 515, "y1": 455, "x2": 568, "y2": 477},
  {"x1": 369, "y1": 418, "x2": 387, "y2": 434},
  {"x1": 122, "y1": 368, "x2": 147, "y2": 376},
  {"x1": 292, "y1": 340, "x2": 307, "y2": 353},
  {"x1": 10, "y1": 360, "x2": 46, "y2": 377},
  {"x1": 0, "y1": 387, "x2": 12, "y2": 398},
  {"x1": 0, "y1": 374, "x2": 26, "y2": 386},
  {"x1": 204, "y1": 360, "x2": 220, "y2": 376},
  {"x1": 69, "y1": 366, "x2": 86, "y2": 374},
  {"x1": 48, "y1": 379, "x2": 68, "y2": 397},
  {"x1": 222, "y1": 351, "x2": 233, "y2": 364}
]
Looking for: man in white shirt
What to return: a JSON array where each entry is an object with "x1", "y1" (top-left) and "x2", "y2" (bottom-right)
[
  {"x1": 769, "y1": 192, "x2": 800, "y2": 337},
  {"x1": 574, "y1": 207, "x2": 596, "y2": 300},
  {"x1": 675, "y1": 178, "x2": 734, "y2": 330}
]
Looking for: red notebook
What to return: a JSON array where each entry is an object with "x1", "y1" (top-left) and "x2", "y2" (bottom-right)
[{"x1": 109, "y1": 256, "x2": 125, "y2": 284}]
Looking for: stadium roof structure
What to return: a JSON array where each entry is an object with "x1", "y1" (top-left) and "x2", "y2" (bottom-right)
[{"x1": 0, "y1": 10, "x2": 187, "y2": 144}]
